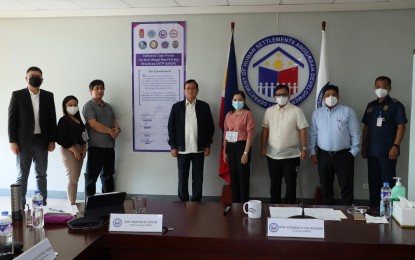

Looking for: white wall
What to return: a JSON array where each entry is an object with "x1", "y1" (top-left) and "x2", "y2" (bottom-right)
[{"x1": 1, "y1": 9, "x2": 414, "y2": 200}]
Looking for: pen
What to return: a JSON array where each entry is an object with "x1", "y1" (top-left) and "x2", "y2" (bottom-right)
[
  {"x1": 223, "y1": 205, "x2": 231, "y2": 216},
  {"x1": 49, "y1": 208, "x2": 64, "y2": 213}
]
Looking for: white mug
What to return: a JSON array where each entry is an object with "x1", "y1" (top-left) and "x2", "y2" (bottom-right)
[{"x1": 243, "y1": 200, "x2": 262, "y2": 218}]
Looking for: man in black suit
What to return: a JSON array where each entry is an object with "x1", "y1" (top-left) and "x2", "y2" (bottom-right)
[
  {"x1": 168, "y1": 79, "x2": 215, "y2": 202},
  {"x1": 8, "y1": 66, "x2": 57, "y2": 206}
]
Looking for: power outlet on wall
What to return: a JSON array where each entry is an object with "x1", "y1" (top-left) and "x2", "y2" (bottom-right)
[{"x1": 363, "y1": 184, "x2": 369, "y2": 190}]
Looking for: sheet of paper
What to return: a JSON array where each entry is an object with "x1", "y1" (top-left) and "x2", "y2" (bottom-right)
[
  {"x1": 43, "y1": 201, "x2": 75, "y2": 215},
  {"x1": 269, "y1": 207, "x2": 341, "y2": 221},
  {"x1": 334, "y1": 210, "x2": 348, "y2": 219},
  {"x1": 365, "y1": 214, "x2": 389, "y2": 224}
]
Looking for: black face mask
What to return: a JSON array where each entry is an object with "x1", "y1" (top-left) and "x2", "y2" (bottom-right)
[{"x1": 29, "y1": 77, "x2": 42, "y2": 88}]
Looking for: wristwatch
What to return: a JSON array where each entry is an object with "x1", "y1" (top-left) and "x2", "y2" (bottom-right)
[
  {"x1": 302, "y1": 147, "x2": 307, "y2": 151},
  {"x1": 243, "y1": 151, "x2": 248, "y2": 155}
]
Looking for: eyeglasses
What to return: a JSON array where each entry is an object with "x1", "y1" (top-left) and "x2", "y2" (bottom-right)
[
  {"x1": 275, "y1": 93, "x2": 289, "y2": 98},
  {"x1": 375, "y1": 86, "x2": 389, "y2": 90},
  {"x1": 185, "y1": 87, "x2": 197, "y2": 91}
]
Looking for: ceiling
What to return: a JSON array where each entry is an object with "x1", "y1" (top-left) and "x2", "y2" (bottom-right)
[{"x1": 0, "y1": 0, "x2": 415, "y2": 18}]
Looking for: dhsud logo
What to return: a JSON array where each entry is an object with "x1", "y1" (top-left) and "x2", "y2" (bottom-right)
[
  {"x1": 113, "y1": 218, "x2": 122, "y2": 228},
  {"x1": 241, "y1": 35, "x2": 316, "y2": 109},
  {"x1": 269, "y1": 222, "x2": 279, "y2": 233}
]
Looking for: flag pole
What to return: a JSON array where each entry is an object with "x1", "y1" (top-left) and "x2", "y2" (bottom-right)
[
  {"x1": 219, "y1": 21, "x2": 238, "y2": 187},
  {"x1": 316, "y1": 20, "x2": 329, "y2": 108}
]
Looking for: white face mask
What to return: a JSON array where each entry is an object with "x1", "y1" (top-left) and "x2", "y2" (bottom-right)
[
  {"x1": 324, "y1": 96, "x2": 338, "y2": 107},
  {"x1": 275, "y1": 96, "x2": 289, "y2": 106},
  {"x1": 66, "y1": 106, "x2": 79, "y2": 116},
  {"x1": 375, "y1": 88, "x2": 388, "y2": 99}
]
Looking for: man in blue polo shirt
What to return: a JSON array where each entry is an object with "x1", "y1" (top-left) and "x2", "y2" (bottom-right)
[
  {"x1": 309, "y1": 85, "x2": 361, "y2": 205},
  {"x1": 362, "y1": 76, "x2": 407, "y2": 206}
]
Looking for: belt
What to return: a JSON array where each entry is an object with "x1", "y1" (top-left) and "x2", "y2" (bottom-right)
[{"x1": 318, "y1": 147, "x2": 350, "y2": 155}]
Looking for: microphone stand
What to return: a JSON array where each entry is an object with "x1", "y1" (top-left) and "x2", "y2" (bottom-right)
[{"x1": 289, "y1": 166, "x2": 315, "y2": 219}]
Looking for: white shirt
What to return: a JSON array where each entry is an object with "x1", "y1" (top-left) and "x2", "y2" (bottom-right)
[
  {"x1": 29, "y1": 88, "x2": 41, "y2": 134},
  {"x1": 179, "y1": 99, "x2": 200, "y2": 154},
  {"x1": 262, "y1": 102, "x2": 309, "y2": 159}
]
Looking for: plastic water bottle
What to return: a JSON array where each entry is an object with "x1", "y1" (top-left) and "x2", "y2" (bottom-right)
[
  {"x1": 32, "y1": 190, "x2": 44, "y2": 228},
  {"x1": 0, "y1": 211, "x2": 14, "y2": 258},
  {"x1": 380, "y1": 182, "x2": 391, "y2": 218}
]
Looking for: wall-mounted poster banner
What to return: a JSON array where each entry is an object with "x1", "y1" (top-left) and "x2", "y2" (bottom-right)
[{"x1": 132, "y1": 21, "x2": 186, "y2": 151}]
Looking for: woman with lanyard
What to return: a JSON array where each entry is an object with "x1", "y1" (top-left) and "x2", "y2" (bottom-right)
[
  {"x1": 57, "y1": 95, "x2": 87, "y2": 205},
  {"x1": 223, "y1": 90, "x2": 255, "y2": 203}
]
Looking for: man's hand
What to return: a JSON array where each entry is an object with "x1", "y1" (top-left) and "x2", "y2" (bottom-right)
[
  {"x1": 204, "y1": 147, "x2": 211, "y2": 157},
  {"x1": 389, "y1": 146, "x2": 399, "y2": 160},
  {"x1": 109, "y1": 128, "x2": 121, "y2": 139},
  {"x1": 311, "y1": 154, "x2": 318, "y2": 164},
  {"x1": 300, "y1": 149, "x2": 307, "y2": 160},
  {"x1": 260, "y1": 148, "x2": 267, "y2": 158},
  {"x1": 10, "y1": 143, "x2": 20, "y2": 155},
  {"x1": 170, "y1": 149, "x2": 178, "y2": 157},
  {"x1": 361, "y1": 146, "x2": 367, "y2": 159},
  {"x1": 48, "y1": 142, "x2": 55, "y2": 152}
]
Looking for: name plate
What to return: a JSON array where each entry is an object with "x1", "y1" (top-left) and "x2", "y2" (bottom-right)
[
  {"x1": 15, "y1": 238, "x2": 55, "y2": 260},
  {"x1": 267, "y1": 218, "x2": 325, "y2": 238},
  {"x1": 109, "y1": 213, "x2": 163, "y2": 232}
]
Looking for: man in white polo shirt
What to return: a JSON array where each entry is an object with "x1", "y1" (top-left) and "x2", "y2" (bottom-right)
[{"x1": 260, "y1": 85, "x2": 308, "y2": 204}]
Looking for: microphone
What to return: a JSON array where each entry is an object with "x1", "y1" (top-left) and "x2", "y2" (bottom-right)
[{"x1": 289, "y1": 166, "x2": 315, "y2": 219}]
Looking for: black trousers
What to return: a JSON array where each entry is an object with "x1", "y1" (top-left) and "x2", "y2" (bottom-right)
[
  {"x1": 367, "y1": 156, "x2": 397, "y2": 206},
  {"x1": 318, "y1": 149, "x2": 354, "y2": 205},
  {"x1": 85, "y1": 147, "x2": 115, "y2": 197},
  {"x1": 266, "y1": 156, "x2": 300, "y2": 204},
  {"x1": 226, "y1": 141, "x2": 250, "y2": 203},
  {"x1": 177, "y1": 153, "x2": 204, "y2": 202}
]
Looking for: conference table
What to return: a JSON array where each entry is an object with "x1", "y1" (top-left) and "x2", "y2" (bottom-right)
[{"x1": 13, "y1": 200, "x2": 415, "y2": 259}]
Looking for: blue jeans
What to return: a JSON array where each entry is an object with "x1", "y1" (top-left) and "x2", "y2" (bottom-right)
[{"x1": 16, "y1": 135, "x2": 48, "y2": 206}]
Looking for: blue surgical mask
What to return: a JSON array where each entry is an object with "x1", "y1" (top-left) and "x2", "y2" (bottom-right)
[{"x1": 232, "y1": 101, "x2": 244, "y2": 110}]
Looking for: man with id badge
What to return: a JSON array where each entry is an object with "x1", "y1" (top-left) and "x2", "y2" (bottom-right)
[
  {"x1": 362, "y1": 76, "x2": 407, "y2": 206},
  {"x1": 260, "y1": 85, "x2": 308, "y2": 204}
]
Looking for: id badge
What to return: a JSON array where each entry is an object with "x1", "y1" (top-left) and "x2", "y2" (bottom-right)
[
  {"x1": 376, "y1": 117, "x2": 383, "y2": 127},
  {"x1": 225, "y1": 131, "x2": 238, "y2": 143},
  {"x1": 82, "y1": 131, "x2": 89, "y2": 141}
]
